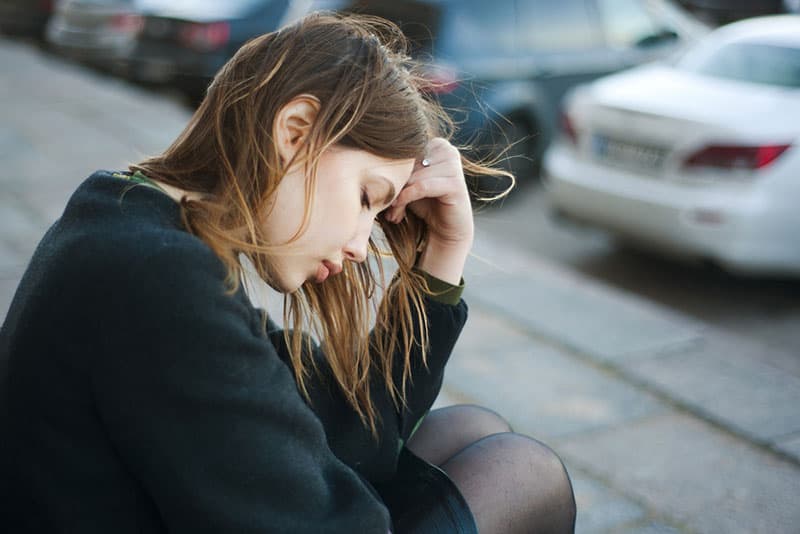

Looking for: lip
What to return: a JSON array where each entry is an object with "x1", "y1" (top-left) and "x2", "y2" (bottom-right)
[
  {"x1": 315, "y1": 260, "x2": 342, "y2": 283},
  {"x1": 323, "y1": 260, "x2": 343, "y2": 276}
]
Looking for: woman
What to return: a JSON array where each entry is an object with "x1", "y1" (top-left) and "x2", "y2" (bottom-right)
[{"x1": 0, "y1": 13, "x2": 576, "y2": 534}]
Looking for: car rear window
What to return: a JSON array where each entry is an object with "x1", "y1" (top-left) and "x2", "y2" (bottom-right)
[
  {"x1": 440, "y1": 0, "x2": 602, "y2": 56},
  {"x1": 334, "y1": 0, "x2": 515, "y2": 57},
  {"x1": 317, "y1": 0, "x2": 605, "y2": 57},
  {"x1": 514, "y1": 0, "x2": 601, "y2": 52},
  {"x1": 437, "y1": 0, "x2": 602, "y2": 56},
  {"x1": 679, "y1": 42, "x2": 800, "y2": 88}
]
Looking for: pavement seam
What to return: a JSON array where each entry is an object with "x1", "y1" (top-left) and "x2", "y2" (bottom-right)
[
  {"x1": 772, "y1": 429, "x2": 800, "y2": 442},
  {"x1": 466, "y1": 294, "x2": 800, "y2": 469},
  {"x1": 557, "y1": 451, "x2": 698, "y2": 534}
]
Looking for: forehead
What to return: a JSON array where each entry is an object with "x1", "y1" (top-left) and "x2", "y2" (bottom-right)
[
  {"x1": 367, "y1": 156, "x2": 415, "y2": 189},
  {"x1": 330, "y1": 146, "x2": 415, "y2": 188}
]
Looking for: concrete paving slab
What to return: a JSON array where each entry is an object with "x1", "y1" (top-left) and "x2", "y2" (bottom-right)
[
  {"x1": 463, "y1": 274, "x2": 702, "y2": 365},
  {"x1": 463, "y1": 235, "x2": 703, "y2": 364},
  {"x1": 1, "y1": 274, "x2": 23, "y2": 323},
  {"x1": 570, "y1": 473, "x2": 648, "y2": 534},
  {"x1": 618, "y1": 522, "x2": 685, "y2": 534},
  {"x1": 451, "y1": 304, "x2": 536, "y2": 354},
  {"x1": 556, "y1": 412, "x2": 800, "y2": 534},
  {"x1": 0, "y1": 38, "x2": 189, "y2": 225},
  {"x1": 1, "y1": 39, "x2": 189, "y2": 139},
  {"x1": 0, "y1": 241, "x2": 26, "y2": 275},
  {"x1": 626, "y1": 338, "x2": 800, "y2": 447},
  {"x1": 0, "y1": 193, "x2": 50, "y2": 261},
  {"x1": 444, "y1": 308, "x2": 668, "y2": 440},
  {"x1": 0, "y1": 125, "x2": 34, "y2": 170},
  {"x1": 774, "y1": 432, "x2": 800, "y2": 461}
]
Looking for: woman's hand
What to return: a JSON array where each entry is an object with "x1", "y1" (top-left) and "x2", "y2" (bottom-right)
[{"x1": 385, "y1": 138, "x2": 474, "y2": 285}]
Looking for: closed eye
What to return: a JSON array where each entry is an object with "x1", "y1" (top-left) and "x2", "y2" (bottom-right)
[{"x1": 361, "y1": 188, "x2": 372, "y2": 210}]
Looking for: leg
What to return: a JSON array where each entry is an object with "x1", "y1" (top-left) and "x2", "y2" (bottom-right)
[
  {"x1": 406, "y1": 404, "x2": 512, "y2": 466},
  {"x1": 442, "y1": 433, "x2": 576, "y2": 534}
]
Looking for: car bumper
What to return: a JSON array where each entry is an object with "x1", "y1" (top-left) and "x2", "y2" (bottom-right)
[
  {"x1": 118, "y1": 43, "x2": 227, "y2": 84},
  {"x1": 46, "y1": 24, "x2": 134, "y2": 61},
  {"x1": 543, "y1": 143, "x2": 800, "y2": 275}
]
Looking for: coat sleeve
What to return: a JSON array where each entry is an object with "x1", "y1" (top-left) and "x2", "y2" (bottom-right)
[
  {"x1": 91, "y1": 239, "x2": 391, "y2": 533},
  {"x1": 267, "y1": 277, "x2": 468, "y2": 483}
]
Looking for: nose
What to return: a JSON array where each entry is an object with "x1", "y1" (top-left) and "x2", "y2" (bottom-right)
[{"x1": 343, "y1": 216, "x2": 373, "y2": 263}]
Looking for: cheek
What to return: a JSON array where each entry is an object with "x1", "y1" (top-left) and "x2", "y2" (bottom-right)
[
  {"x1": 316, "y1": 187, "x2": 361, "y2": 237},
  {"x1": 262, "y1": 172, "x2": 309, "y2": 244}
]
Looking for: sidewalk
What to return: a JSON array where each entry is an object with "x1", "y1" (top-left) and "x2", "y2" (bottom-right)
[{"x1": 2, "y1": 37, "x2": 799, "y2": 533}]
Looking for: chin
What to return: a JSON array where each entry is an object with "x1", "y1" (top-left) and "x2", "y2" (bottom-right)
[
  {"x1": 273, "y1": 279, "x2": 304, "y2": 294},
  {"x1": 261, "y1": 270, "x2": 299, "y2": 294},
  {"x1": 258, "y1": 260, "x2": 304, "y2": 293}
]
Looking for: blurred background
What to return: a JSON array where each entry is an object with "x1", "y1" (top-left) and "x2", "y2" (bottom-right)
[{"x1": 2, "y1": 1, "x2": 800, "y2": 532}]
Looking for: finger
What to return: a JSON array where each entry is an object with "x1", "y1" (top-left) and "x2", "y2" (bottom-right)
[
  {"x1": 415, "y1": 138, "x2": 459, "y2": 171},
  {"x1": 408, "y1": 158, "x2": 462, "y2": 184},
  {"x1": 413, "y1": 156, "x2": 440, "y2": 174},
  {"x1": 386, "y1": 177, "x2": 459, "y2": 222}
]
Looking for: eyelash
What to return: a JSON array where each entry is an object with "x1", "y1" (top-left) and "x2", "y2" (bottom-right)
[{"x1": 361, "y1": 188, "x2": 372, "y2": 210}]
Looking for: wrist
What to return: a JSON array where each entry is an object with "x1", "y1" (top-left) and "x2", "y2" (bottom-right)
[{"x1": 416, "y1": 237, "x2": 472, "y2": 285}]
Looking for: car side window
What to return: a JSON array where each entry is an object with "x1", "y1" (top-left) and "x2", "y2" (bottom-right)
[
  {"x1": 441, "y1": 0, "x2": 517, "y2": 56},
  {"x1": 516, "y1": 0, "x2": 603, "y2": 52},
  {"x1": 595, "y1": 0, "x2": 673, "y2": 48}
]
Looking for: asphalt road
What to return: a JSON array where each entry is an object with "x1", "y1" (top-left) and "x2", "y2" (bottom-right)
[{"x1": 474, "y1": 182, "x2": 800, "y2": 358}]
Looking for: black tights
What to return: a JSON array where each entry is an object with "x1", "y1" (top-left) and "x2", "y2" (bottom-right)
[{"x1": 406, "y1": 404, "x2": 576, "y2": 534}]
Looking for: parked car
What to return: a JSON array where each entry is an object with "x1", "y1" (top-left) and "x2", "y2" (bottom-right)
[
  {"x1": 113, "y1": 0, "x2": 299, "y2": 99},
  {"x1": 46, "y1": 0, "x2": 139, "y2": 68},
  {"x1": 544, "y1": 15, "x2": 800, "y2": 276},
  {"x1": 676, "y1": 0, "x2": 800, "y2": 26},
  {"x1": 0, "y1": 0, "x2": 55, "y2": 38},
  {"x1": 326, "y1": 0, "x2": 707, "y2": 197}
]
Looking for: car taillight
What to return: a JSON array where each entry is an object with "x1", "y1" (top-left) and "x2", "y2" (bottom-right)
[
  {"x1": 560, "y1": 110, "x2": 578, "y2": 145},
  {"x1": 179, "y1": 22, "x2": 230, "y2": 52},
  {"x1": 109, "y1": 13, "x2": 144, "y2": 35},
  {"x1": 683, "y1": 144, "x2": 791, "y2": 170},
  {"x1": 421, "y1": 64, "x2": 459, "y2": 95}
]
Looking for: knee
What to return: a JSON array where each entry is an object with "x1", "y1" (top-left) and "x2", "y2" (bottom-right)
[
  {"x1": 483, "y1": 433, "x2": 577, "y2": 528},
  {"x1": 443, "y1": 404, "x2": 513, "y2": 435}
]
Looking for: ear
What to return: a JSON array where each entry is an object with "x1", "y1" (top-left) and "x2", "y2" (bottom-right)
[{"x1": 274, "y1": 94, "x2": 321, "y2": 167}]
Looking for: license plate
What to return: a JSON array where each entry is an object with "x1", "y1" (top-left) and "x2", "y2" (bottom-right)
[{"x1": 593, "y1": 134, "x2": 667, "y2": 171}]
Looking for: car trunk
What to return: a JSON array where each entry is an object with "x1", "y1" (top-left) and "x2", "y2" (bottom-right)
[
  {"x1": 575, "y1": 65, "x2": 799, "y2": 176},
  {"x1": 587, "y1": 64, "x2": 800, "y2": 140}
]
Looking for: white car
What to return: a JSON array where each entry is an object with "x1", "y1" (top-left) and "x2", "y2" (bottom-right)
[{"x1": 543, "y1": 15, "x2": 800, "y2": 276}]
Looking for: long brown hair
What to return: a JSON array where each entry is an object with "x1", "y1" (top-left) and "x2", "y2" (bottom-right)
[{"x1": 132, "y1": 12, "x2": 511, "y2": 437}]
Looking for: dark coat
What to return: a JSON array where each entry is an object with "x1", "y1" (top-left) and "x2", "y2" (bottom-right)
[{"x1": 0, "y1": 171, "x2": 467, "y2": 533}]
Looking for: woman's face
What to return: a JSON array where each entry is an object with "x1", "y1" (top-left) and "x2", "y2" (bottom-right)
[{"x1": 262, "y1": 145, "x2": 415, "y2": 292}]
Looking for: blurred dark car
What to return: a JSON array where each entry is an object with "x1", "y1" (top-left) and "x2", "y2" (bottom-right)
[
  {"x1": 118, "y1": 0, "x2": 296, "y2": 99},
  {"x1": 676, "y1": 1, "x2": 799, "y2": 25},
  {"x1": 0, "y1": 0, "x2": 55, "y2": 38},
  {"x1": 331, "y1": 0, "x2": 707, "y2": 196},
  {"x1": 46, "y1": 0, "x2": 139, "y2": 68}
]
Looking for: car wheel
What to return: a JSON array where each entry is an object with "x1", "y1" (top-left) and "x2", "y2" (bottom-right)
[{"x1": 469, "y1": 118, "x2": 538, "y2": 202}]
